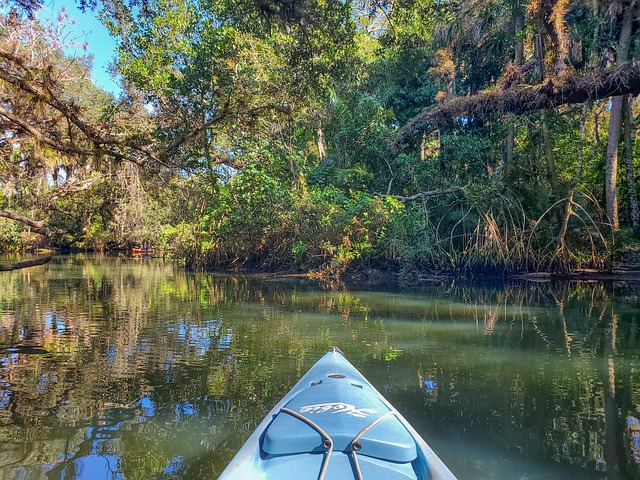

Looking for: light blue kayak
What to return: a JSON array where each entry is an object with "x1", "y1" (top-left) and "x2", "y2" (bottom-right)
[{"x1": 219, "y1": 347, "x2": 457, "y2": 479}]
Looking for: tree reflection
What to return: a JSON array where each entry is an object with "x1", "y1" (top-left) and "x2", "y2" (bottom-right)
[{"x1": 0, "y1": 256, "x2": 639, "y2": 478}]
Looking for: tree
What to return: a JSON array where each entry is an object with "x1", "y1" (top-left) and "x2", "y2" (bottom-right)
[
  {"x1": 0, "y1": 0, "x2": 43, "y2": 18},
  {"x1": 604, "y1": 0, "x2": 638, "y2": 229},
  {"x1": 87, "y1": 0, "x2": 357, "y2": 171},
  {"x1": 392, "y1": 0, "x2": 640, "y2": 244},
  {"x1": 0, "y1": 11, "x2": 161, "y2": 247},
  {"x1": 3, "y1": 0, "x2": 637, "y2": 275}
]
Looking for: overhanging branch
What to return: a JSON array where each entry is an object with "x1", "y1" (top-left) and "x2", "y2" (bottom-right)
[
  {"x1": 0, "y1": 105, "x2": 97, "y2": 157},
  {"x1": 394, "y1": 63, "x2": 640, "y2": 149},
  {"x1": 0, "y1": 209, "x2": 54, "y2": 237}
]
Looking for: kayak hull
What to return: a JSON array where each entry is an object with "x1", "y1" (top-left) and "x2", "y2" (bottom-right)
[{"x1": 218, "y1": 348, "x2": 457, "y2": 480}]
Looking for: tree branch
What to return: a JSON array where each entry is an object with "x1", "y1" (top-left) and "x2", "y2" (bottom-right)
[
  {"x1": 394, "y1": 63, "x2": 640, "y2": 149},
  {"x1": 381, "y1": 186, "x2": 468, "y2": 201},
  {"x1": 0, "y1": 105, "x2": 97, "y2": 157},
  {"x1": 0, "y1": 49, "x2": 161, "y2": 166},
  {"x1": 0, "y1": 209, "x2": 54, "y2": 237}
]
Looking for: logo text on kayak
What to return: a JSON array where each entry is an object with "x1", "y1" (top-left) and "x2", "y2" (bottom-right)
[{"x1": 299, "y1": 402, "x2": 377, "y2": 418}]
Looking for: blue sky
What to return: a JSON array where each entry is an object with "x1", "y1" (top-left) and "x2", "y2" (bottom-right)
[{"x1": 39, "y1": 0, "x2": 121, "y2": 95}]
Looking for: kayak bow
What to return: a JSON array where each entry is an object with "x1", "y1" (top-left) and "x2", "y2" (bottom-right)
[{"x1": 219, "y1": 347, "x2": 457, "y2": 479}]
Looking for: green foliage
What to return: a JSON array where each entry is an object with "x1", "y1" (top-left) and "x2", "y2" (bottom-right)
[
  {"x1": 0, "y1": 219, "x2": 21, "y2": 252},
  {"x1": 169, "y1": 162, "x2": 294, "y2": 270},
  {"x1": 4, "y1": 0, "x2": 639, "y2": 277},
  {"x1": 377, "y1": 199, "x2": 436, "y2": 274}
]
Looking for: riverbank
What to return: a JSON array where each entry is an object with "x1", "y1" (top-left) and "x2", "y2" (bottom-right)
[{"x1": 5, "y1": 247, "x2": 640, "y2": 285}]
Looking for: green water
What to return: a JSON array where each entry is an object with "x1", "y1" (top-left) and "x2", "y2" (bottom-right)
[{"x1": 0, "y1": 254, "x2": 639, "y2": 480}]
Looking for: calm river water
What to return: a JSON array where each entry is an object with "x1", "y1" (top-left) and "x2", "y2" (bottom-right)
[{"x1": 1, "y1": 254, "x2": 640, "y2": 479}]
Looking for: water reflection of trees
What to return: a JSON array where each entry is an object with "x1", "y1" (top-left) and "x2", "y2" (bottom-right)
[
  {"x1": 0, "y1": 256, "x2": 395, "y2": 479},
  {"x1": 398, "y1": 280, "x2": 640, "y2": 480},
  {"x1": 0, "y1": 257, "x2": 639, "y2": 479}
]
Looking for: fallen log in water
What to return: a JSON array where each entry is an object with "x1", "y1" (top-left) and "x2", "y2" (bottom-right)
[{"x1": 0, "y1": 255, "x2": 52, "y2": 271}]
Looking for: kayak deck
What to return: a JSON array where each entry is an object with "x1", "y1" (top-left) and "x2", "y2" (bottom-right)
[{"x1": 219, "y1": 348, "x2": 457, "y2": 479}]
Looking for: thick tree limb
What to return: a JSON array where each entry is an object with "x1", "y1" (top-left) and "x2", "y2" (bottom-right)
[
  {"x1": 0, "y1": 255, "x2": 52, "y2": 272},
  {"x1": 0, "y1": 210, "x2": 53, "y2": 237},
  {"x1": 394, "y1": 63, "x2": 640, "y2": 149},
  {"x1": 1, "y1": 31, "x2": 288, "y2": 171},
  {"x1": 0, "y1": 103, "x2": 159, "y2": 167}
]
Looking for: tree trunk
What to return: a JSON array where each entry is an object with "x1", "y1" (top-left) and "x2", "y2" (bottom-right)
[
  {"x1": 541, "y1": 110, "x2": 560, "y2": 197},
  {"x1": 550, "y1": 0, "x2": 570, "y2": 78},
  {"x1": 533, "y1": 33, "x2": 545, "y2": 83},
  {"x1": 606, "y1": 97, "x2": 623, "y2": 229},
  {"x1": 558, "y1": 103, "x2": 590, "y2": 265},
  {"x1": 604, "y1": 0, "x2": 636, "y2": 230},
  {"x1": 317, "y1": 126, "x2": 326, "y2": 161},
  {"x1": 514, "y1": 13, "x2": 524, "y2": 67},
  {"x1": 504, "y1": 11, "x2": 525, "y2": 178},
  {"x1": 624, "y1": 95, "x2": 639, "y2": 232},
  {"x1": 439, "y1": 133, "x2": 446, "y2": 172},
  {"x1": 505, "y1": 121, "x2": 515, "y2": 177}
]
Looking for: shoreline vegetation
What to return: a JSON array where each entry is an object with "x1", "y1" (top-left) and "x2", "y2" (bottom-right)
[
  {"x1": 1, "y1": 1, "x2": 640, "y2": 282},
  {"x1": 4, "y1": 247, "x2": 640, "y2": 285}
]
